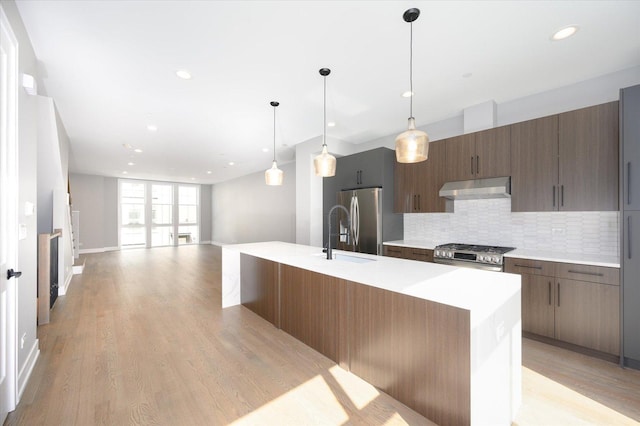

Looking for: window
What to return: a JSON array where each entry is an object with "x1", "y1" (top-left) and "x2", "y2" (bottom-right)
[
  {"x1": 120, "y1": 182, "x2": 146, "y2": 248},
  {"x1": 119, "y1": 180, "x2": 200, "y2": 249},
  {"x1": 177, "y1": 185, "x2": 199, "y2": 245},
  {"x1": 151, "y1": 184, "x2": 173, "y2": 247}
]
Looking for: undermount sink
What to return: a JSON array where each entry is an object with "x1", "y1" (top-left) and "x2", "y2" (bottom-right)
[{"x1": 314, "y1": 253, "x2": 377, "y2": 264}]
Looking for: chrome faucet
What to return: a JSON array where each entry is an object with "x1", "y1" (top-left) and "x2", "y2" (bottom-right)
[{"x1": 327, "y1": 204, "x2": 351, "y2": 260}]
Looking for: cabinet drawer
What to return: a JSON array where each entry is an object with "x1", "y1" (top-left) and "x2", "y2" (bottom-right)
[
  {"x1": 504, "y1": 258, "x2": 554, "y2": 276},
  {"x1": 555, "y1": 263, "x2": 619, "y2": 286},
  {"x1": 383, "y1": 245, "x2": 406, "y2": 258},
  {"x1": 408, "y1": 248, "x2": 434, "y2": 263}
]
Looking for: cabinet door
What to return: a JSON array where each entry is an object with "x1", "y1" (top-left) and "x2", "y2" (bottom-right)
[
  {"x1": 475, "y1": 126, "x2": 511, "y2": 179},
  {"x1": 510, "y1": 116, "x2": 559, "y2": 212},
  {"x1": 559, "y1": 102, "x2": 619, "y2": 211},
  {"x1": 394, "y1": 162, "x2": 418, "y2": 213},
  {"x1": 622, "y1": 85, "x2": 640, "y2": 210},
  {"x1": 407, "y1": 248, "x2": 433, "y2": 262},
  {"x1": 416, "y1": 140, "x2": 447, "y2": 212},
  {"x1": 445, "y1": 134, "x2": 476, "y2": 182},
  {"x1": 555, "y1": 279, "x2": 620, "y2": 355},
  {"x1": 623, "y1": 211, "x2": 640, "y2": 361},
  {"x1": 521, "y1": 274, "x2": 555, "y2": 338}
]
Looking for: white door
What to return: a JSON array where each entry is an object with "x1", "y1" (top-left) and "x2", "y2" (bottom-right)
[{"x1": 0, "y1": 5, "x2": 19, "y2": 423}]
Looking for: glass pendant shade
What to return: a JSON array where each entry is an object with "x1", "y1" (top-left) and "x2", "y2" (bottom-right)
[
  {"x1": 314, "y1": 145, "x2": 336, "y2": 177},
  {"x1": 395, "y1": 117, "x2": 429, "y2": 163},
  {"x1": 265, "y1": 160, "x2": 284, "y2": 185}
]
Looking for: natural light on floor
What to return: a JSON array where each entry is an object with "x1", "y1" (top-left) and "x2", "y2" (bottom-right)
[
  {"x1": 517, "y1": 367, "x2": 638, "y2": 426},
  {"x1": 229, "y1": 365, "x2": 415, "y2": 426}
]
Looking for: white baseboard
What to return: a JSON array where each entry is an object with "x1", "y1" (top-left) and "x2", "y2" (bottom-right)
[
  {"x1": 72, "y1": 264, "x2": 84, "y2": 274},
  {"x1": 200, "y1": 240, "x2": 211, "y2": 244},
  {"x1": 18, "y1": 339, "x2": 39, "y2": 401},
  {"x1": 58, "y1": 271, "x2": 74, "y2": 296},
  {"x1": 79, "y1": 246, "x2": 119, "y2": 254}
]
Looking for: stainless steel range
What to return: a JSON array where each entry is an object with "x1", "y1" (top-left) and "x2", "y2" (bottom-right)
[{"x1": 433, "y1": 243, "x2": 516, "y2": 272}]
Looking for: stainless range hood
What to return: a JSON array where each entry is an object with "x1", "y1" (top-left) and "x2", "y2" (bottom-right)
[{"x1": 439, "y1": 176, "x2": 511, "y2": 200}]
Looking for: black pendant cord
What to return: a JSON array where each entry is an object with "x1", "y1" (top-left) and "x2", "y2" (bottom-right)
[
  {"x1": 409, "y1": 20, "x2": 414, "y2": 119},
  {"x1": 272, "y1": 105, "x2": 277, "y2": 162},
  {"x1": 323, "y1": 74, "x2": 327, "y2": 148}
]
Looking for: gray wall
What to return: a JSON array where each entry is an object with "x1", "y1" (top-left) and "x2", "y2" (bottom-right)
[
  {"x1": 200, "y1": 184, "x2": 212, "y2": 242},
  {"x1": 69, "y1": 174, "x2": 115, "y2": 250},
  {"x1": 3, "y1": 0, "x2": 40, "y2": 397},
  {"x1": 212, "y1": 162, "x2": 296, "y2": 244}
]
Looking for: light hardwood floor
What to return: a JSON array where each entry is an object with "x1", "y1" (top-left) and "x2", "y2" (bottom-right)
[{"x1": 5, "y1": 245, "x2": 640, "y2": 425}]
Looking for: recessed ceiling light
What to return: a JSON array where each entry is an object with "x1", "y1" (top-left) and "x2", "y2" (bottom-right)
[
  {"x1": 262, "y1": 147, "x2": 269, "y2": 153},
  {"x1": 122, "y1": 171, "x2": 128, "y2": 174},
  {"x1": 551, "y1": 25, "x2": 578, "y2": 41},
  {"x1": 134, "y1": 148, "x2": 143, "y2": 153},
  {"x1": 402, "y1": 91, "x2": 414, "y2": 98},
  {"x1": 176, "y1": 69, "x2": 192, "y2": 80},
  {"x1": 127, "y1": 162, "x2": 135, "y2": 166},
  {"x1": 206, "y1": 171, "x2": 212, "y2": 174},
  {"x1": 147, "y1": 124, "x2": 157, "y2": 132},
  {"x1": 462, "y1": 72, "x2": 473, "y2": 78},
  {"x1": 228, "y1": 161, "x2": 235, "y2": 166},
  {"x1": 327, "y1": 122, "x2": 336, "y2": 127},
  {"x1": 190, "y1": 177, "x2": 195, "y2": 181},
  {"x1": 122, "y1": 143, "x2": 133, "y2": 149}
]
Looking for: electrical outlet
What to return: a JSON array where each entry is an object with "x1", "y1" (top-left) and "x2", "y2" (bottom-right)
[{"x1": 21, "y1": 332, "x2": 26, "y2": 349}]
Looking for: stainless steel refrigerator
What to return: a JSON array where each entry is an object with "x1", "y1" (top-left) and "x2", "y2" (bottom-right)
[{"x1": 335, "y1": 187, "x2": 383, "y2": 255}]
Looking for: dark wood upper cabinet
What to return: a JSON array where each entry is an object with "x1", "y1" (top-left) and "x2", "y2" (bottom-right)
[
  {"x1": 445, "y1": 134, "x2": 475, "y2": 181},
  {"x1": 558, "y1": 101, "x2": 619, "y2": 211},
  {"x1": 394, "y1": 140, "x2": 446, "y2": 213},
  {"x1": 511, "y1": 102, "x2": 619, "y2": 212},
  {"x1": 446, "y1": 127, "x2": 510, "y2": 182},
  {"x1": 510, "y1": 115, "x2": 559, "y2": 212}
]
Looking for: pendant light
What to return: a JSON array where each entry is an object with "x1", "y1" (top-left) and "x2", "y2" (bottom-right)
[
  {"x1": 265, "y1": 101, "x2": 284, "y2": 185},
  {"x1": 313, "y1": 68, "x2": 337, "y2": 177},
  {"x1": 395, "y1": 8, "x2": 429, "y2": 163}
]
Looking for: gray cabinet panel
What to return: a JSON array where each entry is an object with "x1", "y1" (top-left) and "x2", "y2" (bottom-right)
[
  {"x1": 622, "y1": 85, "x2": 640, "y2": 211},
  {"x1": 623, "y1": 211, "x2": 640, "y2": 362}
]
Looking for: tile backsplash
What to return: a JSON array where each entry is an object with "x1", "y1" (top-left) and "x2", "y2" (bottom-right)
[{"x1": 404, "y1": 198, "x2": 619, "y2": 256}]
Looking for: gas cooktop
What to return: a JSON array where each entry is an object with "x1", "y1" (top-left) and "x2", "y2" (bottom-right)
[{"x1": 433, "y1": 243, "x2": 516, "y2": 271}]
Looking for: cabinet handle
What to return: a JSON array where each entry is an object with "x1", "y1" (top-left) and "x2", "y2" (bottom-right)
[
  {"x1": 476, "y1": 155, "x2": 479, "y2": 175},
  {"x1": 553, "y1": 186, "x2": 556, "y2": 207},
  {"x1": 561, "y1": 185, "x2": 564, "y2": 207},
  {"x1": 417, "y1": 194, "x2": 421, "y2": 211},
  {"x1": 356, "y1": 170, "x2": 359, "y2": 185},
  {"x1": 548, "y1": 281, "x2": 551, "y2": 305},
  {"x1": 471, "y1": 156, "x2": 474, "y2": 175},
  {"x1": 513, "y1": 264, "x2": 542, "y2": 270},
  {"x1": 629, "y1": 215, "x2": 632, "y2": 259},
  {"x1": 557, "y1": 282, "x2": 560, "y2": 307},
  {"x1": 628, "y1": 162, "x2": 632, "y2": 205},
  {"x1": 567, "y1": 269, "x2": 604, "y2": 277},
  {"x1": 413, "y1": 194, "x2": 417, "y2": 211}
]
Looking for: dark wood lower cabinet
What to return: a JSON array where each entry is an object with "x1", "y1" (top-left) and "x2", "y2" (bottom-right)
[
  {"x1": 279, "y1": 265, "x2": 348, "y2": 367},
  {"x1": 348, "y1": 283, "x2": 470, "y2": 426},
  {"x1": 240, "y1": 254, "x2": 279, "y2": 327}
]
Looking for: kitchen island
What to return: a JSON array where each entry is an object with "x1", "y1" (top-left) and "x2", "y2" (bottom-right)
[{"x1": 222, "y1": 241, "x2": 521, "y2": 426}]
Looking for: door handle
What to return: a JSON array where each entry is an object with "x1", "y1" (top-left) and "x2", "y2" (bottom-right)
[
  {"x1": 7, "y1": 269, "x2": 22, "y2": 280},
  {"x1": 561, "y1": 185, "x2": 564, "y2": 207},
  {"x1": 471, "y1": 156, "x2": 474, "y2": 175},
  {"x1": 476, "y1": 155, "x2": 479, "y2": 176}
]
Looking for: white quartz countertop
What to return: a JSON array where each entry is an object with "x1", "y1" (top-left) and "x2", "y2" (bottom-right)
[
  {"x1": 223, "y1": 241, "x2": 520, "y2": 327},
  {"x1": 384, "y1": 240, "x2": 620, "y2": 268}
]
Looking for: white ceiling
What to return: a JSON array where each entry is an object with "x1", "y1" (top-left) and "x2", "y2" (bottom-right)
[{"x1": 15, "y1": 0, "x2": 640, "y2": 184}]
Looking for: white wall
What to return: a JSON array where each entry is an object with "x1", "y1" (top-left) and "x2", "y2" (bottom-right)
[
  {"x1": 212, "y1": 162, "x2": 296, "y2": 244},
  {"x1": 200, "y1": 184, "x2": 212, "y2": 243},
  {"x1": 69, "y1": 174, "x2": 109, "y2": 251},
  {"x1": 3, "y1": 0, "x2": 40, "y2": 401}
]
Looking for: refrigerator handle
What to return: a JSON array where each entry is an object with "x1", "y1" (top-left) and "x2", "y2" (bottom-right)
[{"x1": 352, "y1": 195, "x2": 360, "y2": 246}]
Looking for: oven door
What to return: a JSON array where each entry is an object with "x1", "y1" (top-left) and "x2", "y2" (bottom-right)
[{"x1": 433, "y1": 257, "x2": 504, "y2": 272}]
